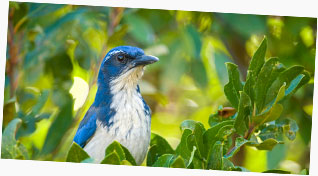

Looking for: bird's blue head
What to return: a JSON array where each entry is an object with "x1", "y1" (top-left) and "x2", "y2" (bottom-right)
[{"x1": 97, "y1": 46, "x2": 159, "y2": 90}]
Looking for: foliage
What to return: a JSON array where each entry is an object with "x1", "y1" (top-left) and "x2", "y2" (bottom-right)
[
  {"x1": 2, "y1": 1, "x2": 316, "y2": 175},
  {"x1": 63, "y1": 37, "x2": 309, "y2": 173}
]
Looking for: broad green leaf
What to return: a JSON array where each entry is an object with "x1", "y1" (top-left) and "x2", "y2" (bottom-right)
[
  {"x1": 1, "y1": 118, "x2": 28, "y2": 159},
  {"x1": 180, "y1": 120, "x2": 205, "y2": 158},
  {"x1": 152, "y1": 154, "x2": 175, "y2": 167},
  {"x1": 170, "y1": 156, "x2": 186, "y2": 168},
  {"x1": 203, "y1": 120, "x2": 234, "y2": 152},
  {"x1": 252, "y1": 138, "x2": 284, "y2": 150},
  {"x1": 124, "y1": 14, "x2": 154, "y2": 45},
  {"x1": 234, "y1": 91, "x2": 252, "y2": 135},
  {"x1": 105, "y1": 141, "x2": 136, "y2": 165},
  {"x1": 265, "y1": 66, "x2": 305, "y2": 106},
  {"x1": 2, "y1": 99, "x2": 16, "y2": 128},
  {"x1": 216, "y1": 125, "x2": 235, "y2": 140},
  {"x1": 224, "y1": 137, "x2": 249, "y2": 158},
  {"x1": 253, "y1": 104, "x2": 283, "y2": 125},
  {"x1": 176, "y1": 129, "x2": 193, "y2": 165},
  {"x1": 105, "y1": 141, "x2": 126, "y2": 161},
  {"x1": 120, "y1": 160, "x2": 133, "y2": 166},
  {"x1": 81, "y1": 158, "x2": 94, "y2": 163},
  {"x1": 222, "y1": 158, "x2": 235, "y2": 171},
  {"x1": 147, "y1": 133, "x2": 175, "y2": 166},
  {"x1": 66, "y1": 142, "x2": 90, "y2": 162},
  {"x1": 207, "y1": 141, "x2": 223, "y2": 170},
  {"x1": 41, "y1": 93, "x2": 73, "y2": 155},
  {"x1": 277, "y1": 119, "x2": 299, "y2": 141},
  {"x1": 100, "y1": 152, "x2": 121, "y2": 165},
  {"x1": 243, "y1": 70, "x2": 256, "y2": 105},
  {"x1": 263, "y1": 170, "x2": 291, "y2": 174},
  {"x1": 255, "y1": 58, "x2": 279, "y2": 113},
  {"x1": 247, "y1": 36, "x2": 267, "y2": 76},
  {"x1": 224, "y1": 62, "x2": 243, "y2": 109}
]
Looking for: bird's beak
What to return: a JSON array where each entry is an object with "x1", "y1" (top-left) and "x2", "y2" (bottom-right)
[{"x1": 131, "y1": 55, "x2": 159, "y2": 68}]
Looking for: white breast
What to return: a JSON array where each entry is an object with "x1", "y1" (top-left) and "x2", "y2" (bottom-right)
[{"x1": 84, "y1": 67, "x2": 151, "y2": 165}]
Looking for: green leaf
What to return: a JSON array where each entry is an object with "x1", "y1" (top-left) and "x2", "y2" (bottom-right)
[
  {"x1": 176, "y1": 129, "x2": 193, "y2": 165},
  {"x1": 265, "y1": 66, "x2": 305, "y2": 106},
  {"x1": 252, "y1": 138, "x2": 283, "y2": 150},
  {"x1": 124, "y1": 14, "x2": 154, "y2": 45},
  {"x1": 100, "y1": 152, "x2": 121, "y2": 165},
  {"x1": 203, "y1": 120, "x2": 234, "y2": 153},
  {"x1": 170, "y1": 156, "x2": 186, "y2": 168},
  {"x1": 247, "y1": 36, "x2": 267, "y2": 76},
  {"x1": 41, "y1": 93, "x2": 73, "y2": 155},
  {"x1": 243, "y1": 70, "x2": 256, "y2": 105},
  {"x1": 152, "y1": 154, "x2": 175, "y2": 167},
  {"x1": 234, "y1": 91, "x2": 252, "y2": 135},
  {"x1": 105, "y1": 141, "x2": 126, "y2": 161},
  {"x1": 105, "y1": 141, "x2": 136, "y2": 166},
  {"x1": 203, "y1": 120, "x2": 234, "y2": 152},
  {"x1": 253, "y1": 104, "x2": 283, "y2": 125},
  {"x1": 224, "y1": 62, "x2": 243, "y2": 109},
  {"x1": 2, "y1": 99, "x2": 16, "y2": 128},
  {"x1": 1, "y1": 118, "x2": 28, "y2": 159},
  {"x1": 207, "y1": 141, "x2": 223, "y2": 170},
  {"x1": 277, "y1": 119, "x2": 299, "y2": 141},
  {"x1": 263, "y1": 170, "x2": 291, "y2": 174},
  {"x1": 224, "y1": 137, "x2": 249, "y2": 158},
  {"x1": 147, "y1": 133, "x2": 175, "y2": 166},
  {"x1": 254, "y1": 58, "x2": 279, "y2": 113},
  {"x1": 222, "y1": 158, "x2": 235, "y2": 171},
  {"x1": 66, "y1": 142, "x2": 90, "y2": 162}
]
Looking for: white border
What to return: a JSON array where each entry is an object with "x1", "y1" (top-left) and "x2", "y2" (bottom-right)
[{"x1": 0, "y1": 0, "x2": 317, "y2": 176}]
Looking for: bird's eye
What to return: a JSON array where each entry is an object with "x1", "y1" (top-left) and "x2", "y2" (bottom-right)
[{"x1": 117, "y1": 54, "x2": 126, "y2": 63}]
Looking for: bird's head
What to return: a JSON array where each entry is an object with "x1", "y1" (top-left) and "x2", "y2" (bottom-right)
[{"x1": 97, "y1": 46, "x2": 159, "y2": 91}]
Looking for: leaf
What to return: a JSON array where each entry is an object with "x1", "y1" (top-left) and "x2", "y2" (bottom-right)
[
  {"x1": 263, "y1": 170, "x2": 291, "y2": 174},
  {"x1": 203, "y1": 120, "x2": 234, "y2": 151},
  {"x1": 66, "y1": 142, "x2": 90, "y2": 162},
  {"x1": 190, "y1": 59, "x2": 208, "y2": 88},
  {"x1": 252, "y1": 138, "x2": 283, "y2": 150},
  {"x1": 277, "y1": 119, "x2": 299, "y2": 141},
  {"x1": 243, "y1": 70, "x2": 256, "y2": 105},
  {"x1": 105, "y1": 141, "x2": 126, "y2": 161},
  {"x1": 222, "y1": 158, "x2": 235, "y2": 171},
  {"x1": 207, "y1": 141, "x2": 223, "y2": 170},
  {"x1": 41, "y1": 93, "x2": 73, "y2": 155},
  {"x1": 2, "y1": 99, "x2": 16, "y2": 128},
  {"x1": 225, "y1": 137, "x2": 249, "y2": 158},
  {"x1": 254, "y1": 58, "x2": 279, "y2": 113},
  {"x1": 234, "y1": 91, "x2": 252, "y2": 135},
  {"x1": 1, "y1": 118, "x2": 28, "y2": 159},
  {"x1": 265, "y1": 66, "x2": 305, "y2": 106},
  {"x1": 105, "y1": 141, "x2": 136, "y2": 165},
  {"x1": 147, "y1": 133, "x2": 175, "y2": 166},
  {"x1": 253, "y1": 104, "x2": 283, "y2": 125},
  {"x1": 170, "y1": 156, "x2": 186, "y2": 168},
  {"x1": 124, "y1": 14, "x2": 155, "y2": 45},
  {"x1": 175, "y1": 129, "x2": 193, "y2": 165},
  {"x1": 247, "y1": 36, "x2": 267, "y2": 77},
  {"x1": 224, "y1": 62, "x2": 243, "y2": 109},
  {"x1": 180, "y1": 120, "x2": 206, "y2": 158},
  {"x1": 100, "y1": 152, "x2": 121, "y2": 165},
  {"x1": 152, "y1": 154, "x2": 175, "y2": 167}
]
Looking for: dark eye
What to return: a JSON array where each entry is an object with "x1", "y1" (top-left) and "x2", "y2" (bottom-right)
[{"x1": 117, "y1": 54, "x2": 126, "y2": 63}]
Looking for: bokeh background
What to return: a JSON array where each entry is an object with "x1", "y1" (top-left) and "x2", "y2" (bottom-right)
[{"x1": 2, "y1": 1, "x2": 317, "y2": 173}]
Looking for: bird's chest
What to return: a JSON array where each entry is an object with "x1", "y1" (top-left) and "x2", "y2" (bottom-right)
[{"x1": 84, "y1": 90, "x2": 151, "y2": 164}]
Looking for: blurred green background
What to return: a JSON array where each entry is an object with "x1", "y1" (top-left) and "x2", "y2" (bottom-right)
[{"x1": 2, "y1": 1, "x2": 316, "y2": 173}]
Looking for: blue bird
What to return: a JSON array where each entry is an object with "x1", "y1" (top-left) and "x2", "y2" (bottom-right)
[{"x1": 73, "y1": 46, "x2": 159, "y2": 164}]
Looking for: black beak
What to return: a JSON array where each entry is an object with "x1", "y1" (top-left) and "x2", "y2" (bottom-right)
[{"x1": 131, "y1": 55, "x2": 159, "y2": 68}]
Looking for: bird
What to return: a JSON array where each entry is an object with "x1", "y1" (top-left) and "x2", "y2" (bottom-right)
[{"x1": 73, "y1": 46, "x2": 159, "y2": 165}]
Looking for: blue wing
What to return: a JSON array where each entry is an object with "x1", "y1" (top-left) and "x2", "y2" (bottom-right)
[{"x1": 73, "y1": 107, "x2": 97, "y2": 147}]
